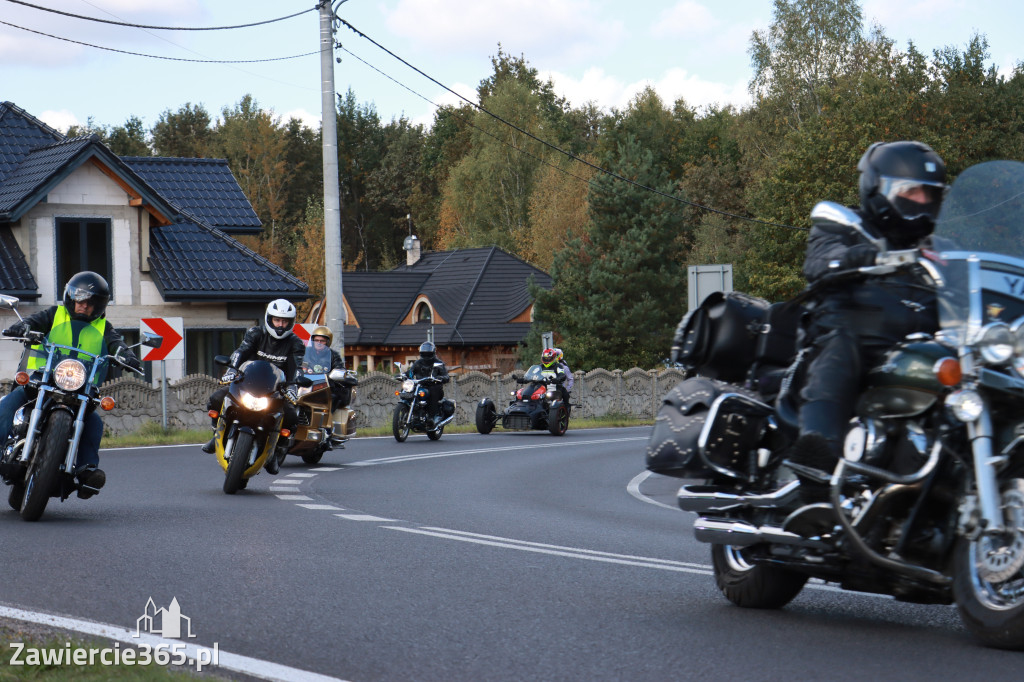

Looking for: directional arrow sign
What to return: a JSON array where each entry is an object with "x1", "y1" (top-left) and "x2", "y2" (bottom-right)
[
  {"x1": 293, "y1": 323, "x2": 318, "y2": 346},
  {"x1": 140, "y1": 317, "x2": 184, "y2": 362}
]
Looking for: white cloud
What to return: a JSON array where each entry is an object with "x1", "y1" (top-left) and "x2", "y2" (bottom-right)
[
  {"x1": 37, "y1": 109, "x2": 80, "y2": 133},
  {"x1": 381, "y1": 0, "x2": 624, "y2": 63},
  {"x1": 281, "y1": 108, "x2": 321, "y2": 130},
  {"x1": 650, "y1": 0, "x2": 719, "y2": 39}
]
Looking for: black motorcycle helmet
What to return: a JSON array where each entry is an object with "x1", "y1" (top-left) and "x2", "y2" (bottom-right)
[
  {"x1": 858, "y1": 141, "x2": 947, "y2": 248},
  {"x1": 419, "y1": 341, "x2": 436, "y2": 361},
  {"x1": 63, "y1": 271, "x2": 110, "y2": 322}
]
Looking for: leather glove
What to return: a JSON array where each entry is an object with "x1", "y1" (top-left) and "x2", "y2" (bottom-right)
[
  {"x1": 285, "y1": 386, "x2": 299, "y2": 405},
  {"x1": 841, "y1": 243, "x2": 879, "y2": 269},
  {"x1": 126, "y1": 355, "x2": 142, "y2": 372},
  {"x1": 219, "y1": 368, "x2": 239, "y2": 385},
  {"x1": 2, "y1": 322, "x2": 28, "y2": 337}
]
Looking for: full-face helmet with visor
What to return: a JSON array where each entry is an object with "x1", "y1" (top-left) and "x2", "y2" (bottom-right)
[
  {"x1": 63, "y1": 271, "x2": 110, "y2": 322},
  {"x1": 264, "y1": 299, "x2": 297, "y2": 339},
  {"x1": 858, "y1": 141, "x2": 947, "y2": 248}
]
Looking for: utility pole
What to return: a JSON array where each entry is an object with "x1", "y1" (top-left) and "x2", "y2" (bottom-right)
[{"x1": 320, "y1": 1, "x2": 346, "y2": 357}]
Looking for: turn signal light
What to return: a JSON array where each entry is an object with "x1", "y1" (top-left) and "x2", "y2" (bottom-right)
[
  {"x1": 207, "y1": 409, "x2": 219, "y2": 419},
  {"x1": 280, "y1": 428, "x2": 292, "y2": 438},
  {"x1": 14, "y1": 371, "x2": 29, "y2": 385},
  {"x1": 935, "y1": 357, "x2": 963, "y2": 386},
  {"x1": 395, "y1": 390, "x2": 400, "y2": 396},
  {"x1": 100, "y1": 396, "x2": 116, "y2": 411}
]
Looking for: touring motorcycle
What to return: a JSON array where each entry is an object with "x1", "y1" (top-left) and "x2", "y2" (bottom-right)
[
  {"x1": 0, "y1": 296, "x2": 160, "y2": 520},
  {"x1": 286, "y1": 368, "x2": 358, "y2": 464},
  {"x1": 475, "y1": 364, "x2": 570, "y2": 436},
  {"x1": 646, "y1": 160, "x2": 1024, "y2": 649},
  {"x1": 392, "y1": 367, "x2": 455, "y2": 442},
  {"x1": 209, "y1": 355, "x2": 311, "y2": 494}
]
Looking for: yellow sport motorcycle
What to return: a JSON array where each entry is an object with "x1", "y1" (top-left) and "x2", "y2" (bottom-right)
[{"x1": 208, "y1": 356, "x2": 309, "y2": 494}]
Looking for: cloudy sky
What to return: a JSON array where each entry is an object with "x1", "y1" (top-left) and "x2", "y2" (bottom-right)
[{"x1": 1, "y1": 0, "x2": 1020, "y2": 134}]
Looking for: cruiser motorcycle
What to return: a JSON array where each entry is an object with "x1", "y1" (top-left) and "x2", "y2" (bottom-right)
[
  {"x1": 475, "y1": 364, "x2": 570, "y2": 436},
  {"x1": 646, "y1": 160, "x2": 1024, "y2": 649},
  {"x1": 392, "y1": 368, "x2": 455, "y2": 442},
  {"x1": 0, "y1": 296, "x2": 160, "y2": 520}
]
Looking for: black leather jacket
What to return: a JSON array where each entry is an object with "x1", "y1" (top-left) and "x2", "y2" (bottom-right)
[
  {"x1": 802, "y1": 212, "x2": 938, "y2": 351},
  {"x1": 409, "y1": 357, "x2": 449, "y2": 383},
  {"x1": 229, "y1": 327, "x2": 305, "y2": 383}
]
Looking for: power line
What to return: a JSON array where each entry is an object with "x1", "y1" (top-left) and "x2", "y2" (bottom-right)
[
  {"x1": 337, "y1": 17, "x2": 804, "y2": 233},
  {"x1": 0, "y1": 19, "x2": 319, "y2": 64},
  {"x1": 2, "y1": 0, "x2": 315, "y2": 30}
]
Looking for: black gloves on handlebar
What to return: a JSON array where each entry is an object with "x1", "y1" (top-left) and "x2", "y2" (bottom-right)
[
  {"x1": 841, "y1": 243, "x2": 879, "y2": 269},
  {"x1": 2, "y1": 322, "x2": 28, "y2": 337},
  {"x1": 285, "y1": 386, "x2": 299, "y2": 405}
]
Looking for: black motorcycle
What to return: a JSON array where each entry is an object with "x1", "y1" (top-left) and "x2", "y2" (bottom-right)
[
  {"x1": 475, "y1": 364, "x2": 570, "y2": 436},
  {"x1": 392, "y1": 371, "x2": 455, "y2": 442},
  {"x1": 647, "y1": 160, "x2": 1024, "y2": 649},
  {"x1": 0, "y1": 296, "x2": 159, "y2": 520}
]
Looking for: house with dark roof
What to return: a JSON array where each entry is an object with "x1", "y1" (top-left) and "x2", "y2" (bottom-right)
[
  {"x1": 307, "y1": 238, "x2": 551, "y2": 374},
  {"x1": 0, "y1": 101, "x2": 308, "y2": 382}
]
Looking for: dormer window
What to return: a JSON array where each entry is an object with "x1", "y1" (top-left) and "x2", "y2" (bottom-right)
[{"x1": 416, "y1": 302, "x2": 432, "y2": 323}]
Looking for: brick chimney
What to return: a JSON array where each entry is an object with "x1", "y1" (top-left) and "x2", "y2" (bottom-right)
[{"x1": 404, "y1": 235, "x2": 421, "y2": 266}]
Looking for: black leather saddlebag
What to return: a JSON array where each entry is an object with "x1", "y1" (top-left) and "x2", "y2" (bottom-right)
[
  {"x1": 670, "y1": 291, "x2": 770, "y2": 383},
  {"x1": 646, "y1": 377, "x2": 771, "y2": 480}
]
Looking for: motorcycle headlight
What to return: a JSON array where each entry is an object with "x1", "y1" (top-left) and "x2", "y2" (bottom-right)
[
  {"x1": 946, "y1": 389, "x2": 984, "y2": 422},
  {"x1": 402, "y1": 379, "x2": 415, "y2": 393},
  {"x1": 546, "y1": 390, "x2": 557, "y2": 400},
  {"x1": 53, "y1": 358, "x2": 87, "y2": 391},
  {"x1": 977, "y1": 322, "x2": 1014, "y2": 366},
  {"x1": 239, "y1": 391, "x2": 269, "y2": 412}
]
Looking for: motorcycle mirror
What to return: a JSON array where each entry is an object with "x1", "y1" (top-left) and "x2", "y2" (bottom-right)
[
  {"x1": 394, "y1": 361, "x2": 402, "y2": 370},
  {"x1": 328, "y1": 368, "x2": 347, "y2": 381},
  {"x1": 0, "y1": 294, "x2": 19, "y2": 311},
  {"x1": 213, "y1": 354, "x2": 231, "y2": 367},
  {"x1": 296, "y1": 375, "x2": 314, "y2": 388},
  {"x1": 141, "y1": 331, "x2": 163, "y2": 348},
  {"x1": 811, "y1": 201, "x2": 887, "y2": 251}
]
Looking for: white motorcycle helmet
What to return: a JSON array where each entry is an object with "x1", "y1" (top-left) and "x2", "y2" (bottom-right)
[{"x1": 264, "y1": 299, "x2": 297, "y2": 339}]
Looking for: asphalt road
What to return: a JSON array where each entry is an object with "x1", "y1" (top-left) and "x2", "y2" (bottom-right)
[{"x1": 0, "y1": 426, "x2": 1021, "y2": 681}]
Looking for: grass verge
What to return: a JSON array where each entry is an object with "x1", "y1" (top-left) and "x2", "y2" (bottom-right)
[{"x1": 101, "y1": 414, "x2": 652, "y2": 448}]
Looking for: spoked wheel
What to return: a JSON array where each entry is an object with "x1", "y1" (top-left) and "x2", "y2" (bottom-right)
[
  {"x1": 710, "y1": 543, "x2": 808, "y2": 609},
  {"x1": 475, "y1": 402, "x2": 496, "y2": 435},
  {"x1": 223, "y1": 431, "x2": 254, "y2": 495},
  {"x1": 393, "y1": 404, "x2": 411, "y2": 443},
  {"x1": 20, "y1": 411, "x2": 71, "y2": 521},
  {"x1": 953, "y1": 479, "x2": 1024, "y2": 649},
  {"x1": 548, "y1": 405, "x2": 569, "y2": 436}
]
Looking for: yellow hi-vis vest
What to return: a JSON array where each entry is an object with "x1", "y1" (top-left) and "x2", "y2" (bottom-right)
[{"x1": 27, "y1": 306, "x2": 107, "y2": 371}]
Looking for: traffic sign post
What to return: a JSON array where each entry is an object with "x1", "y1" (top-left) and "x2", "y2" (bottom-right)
[{"x1": 140, "y1": 318, "x2": 184, "y2": 430}]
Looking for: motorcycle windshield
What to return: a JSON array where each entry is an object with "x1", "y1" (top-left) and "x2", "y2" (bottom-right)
[
  {"x1": 522, "y1": 364, "x2": 546, "y2": 382},
  {"x1": 236, "y1": 360, "x2": 286, "y2": 395},
  {"x1": 933, "y1": 160, "x2": 1024, "y2": 346}
]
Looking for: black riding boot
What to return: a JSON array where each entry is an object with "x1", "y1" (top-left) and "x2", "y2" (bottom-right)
[{"x1": 789, "y1": 400, "x2": 847, "y2": 502}]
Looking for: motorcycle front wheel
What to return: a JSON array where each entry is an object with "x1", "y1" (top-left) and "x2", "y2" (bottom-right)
[
  {"x1": 711, "y1": 543, "x2": 808, "y2": 609},
  {"x1": 548, "y1": 405, "x2": 569, "y2": 436},
  {"x1": 953, "y1": 480, "x2": 1024, "y2": 649},
  {"x1": 475, "y1": 402, "x2": 495, "y2": 435},
  {"x1": 20, "y1": 410, "x2": 72, "y2": 521},
  {"x1": 223, "y1": 430, "x2": 255, "y2": 495},
  {"x1": 8, "y1": 483, "x2": 25, "y2": 511},
  {"x1": 393, "y1": 404, "x2": 411, "y2": 442}
]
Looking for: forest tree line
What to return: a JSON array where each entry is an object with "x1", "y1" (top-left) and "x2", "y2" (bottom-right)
[{"x1": 71, "y1": 0, "x2": 1024, "y2": 371}]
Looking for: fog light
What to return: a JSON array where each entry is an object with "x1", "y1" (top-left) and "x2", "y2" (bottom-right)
[{"x1": 946, "y1": 389, "x2": 984, "y2": 422}]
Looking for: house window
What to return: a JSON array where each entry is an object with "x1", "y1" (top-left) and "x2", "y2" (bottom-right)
[
  {"x1": 186, "y1": 329, "x2": 247, "y2": 377},
  {"x1": 56, "y1": 218, "x2": 111, "y2": 297},
  {"x1": 415, "y1": 302, "x2": 432, "y2": 323}
]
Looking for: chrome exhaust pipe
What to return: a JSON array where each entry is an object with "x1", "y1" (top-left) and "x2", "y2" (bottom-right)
[
  {"x1": 693, "y1": 517, "x2": 829, "y2": 549},
  {"x1": 678, "y1": 480, "x2": 801, "y2": 513}
]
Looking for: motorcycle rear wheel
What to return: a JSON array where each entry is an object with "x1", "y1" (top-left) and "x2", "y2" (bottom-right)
[
  {"x1": 953, "y1": 480, "x2": 1024, "y2": 650},
  {"x1": 302, "y1": 451, "x2": 325, "y2": 464},
  {"x1": 223, "y1": 431, "x2": 254, "y2": 495},
  {"x1": 427, "y1": 424, "x2": 444, "y2": 440},
  {"x1": 20, "y1": 410, "x2": 71, "y2": 521},
  {"x1": 393, "y1": 404, "x2": 411, "y2": 443},
  {"x1": 711, "y1": 543, "x2": 808, "y2": 609}
]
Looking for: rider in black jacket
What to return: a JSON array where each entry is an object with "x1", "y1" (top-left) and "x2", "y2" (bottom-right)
[
  {"x1": 201, "y1": 299, "x2": 305, "y2": 473},
  {"x1": 407, "y1": 342, "x2": 449, "y2": 425},
  {"x1": 789, "y1": 141, "x2": 946, "y2": 499}
]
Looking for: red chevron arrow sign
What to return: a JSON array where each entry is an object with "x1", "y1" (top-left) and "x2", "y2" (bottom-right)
[{"x1": 140, "y1": 317, "x2": 184, "y2": 362}]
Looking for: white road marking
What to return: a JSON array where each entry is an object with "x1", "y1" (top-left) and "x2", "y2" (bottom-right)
[
  {"x1": 270, "y1": 479, "x2": 302, "y2": 485},
  {"x1": 285, "y1": 473, "x2": 318, "y2": 478},
  {"x1": 310, "y1": 467, "x2": 342, "y2": 472},
  {"x1": 627, "y1": 470, "x2": 679, "y2": 511},
  {"x1": 334, "y1": 514, "x2": 397, "y2": 522},
  {"x1": 0, "y1": 603, "x2": 348, "y2": 682},
  {"x1": 349, "y1": 437, "x2": 647, "y2": 467},
  {"x1": 296, "y1": 504, "x2": 343, "y2": 510},
  {"x1": 275, "y1": 495, "x2": 313, "y2": 501}
]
